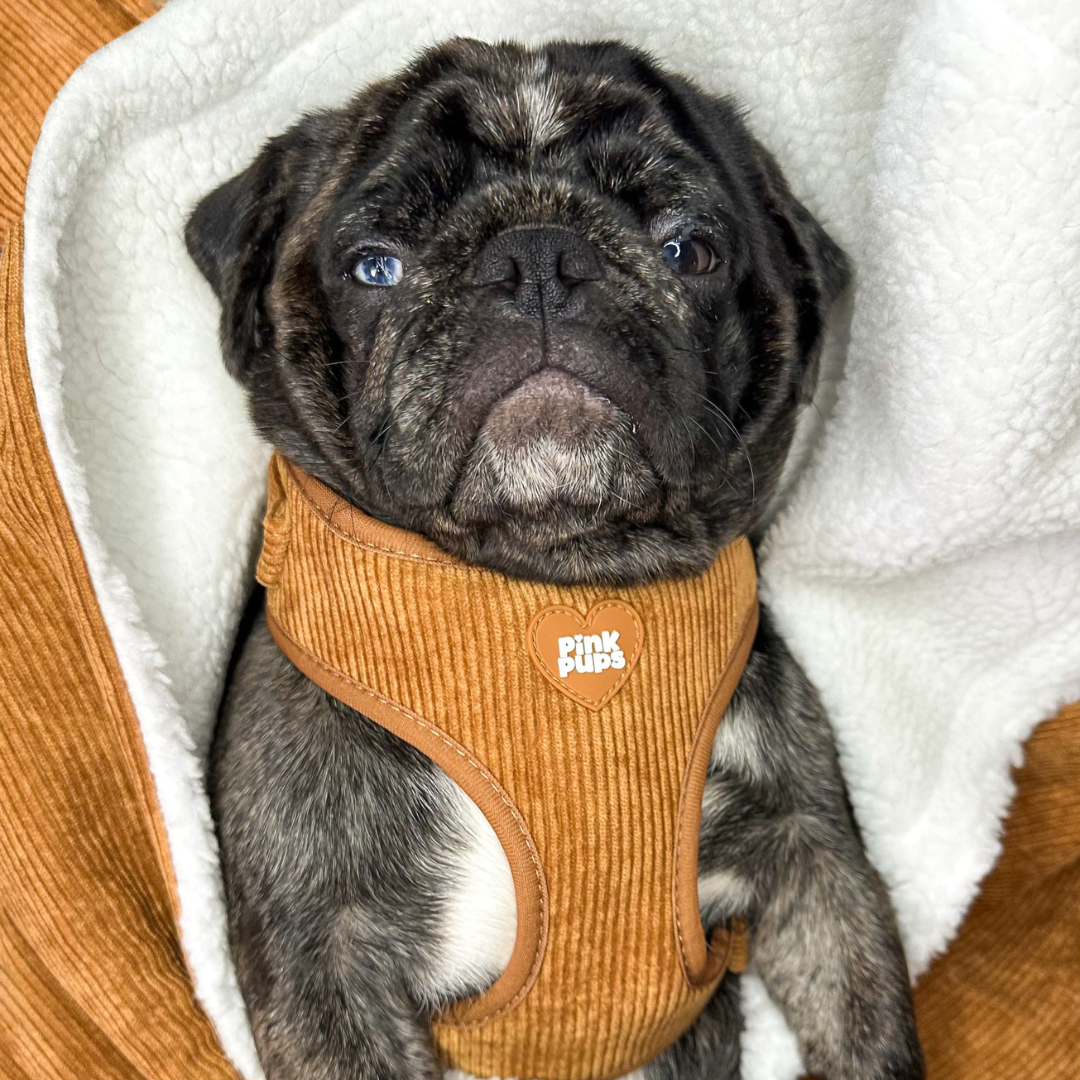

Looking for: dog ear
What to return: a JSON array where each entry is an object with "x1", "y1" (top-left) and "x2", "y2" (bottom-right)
[
  {"x1": 749, "y1": 145, "x2": 851, "y2": 402},
  {"x1": 185, "y1": 122, "x2": 327, "y2": 383}
]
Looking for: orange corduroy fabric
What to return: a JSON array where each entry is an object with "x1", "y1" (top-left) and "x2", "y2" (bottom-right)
[
  {"x1": 0, "y1": 4, "x2": 239, "y2": 1078},
  {"x1": 0, "y1": 226, "x2": 240, "y2": 1079},
  {"x1": 0, "y1": 0, "x2": 160, "y2": 233},
  {"x1": 913, "y1": 701, "x2": 1080, "y2": 1080},
  {"x1": 257, "y1": 452, "x2": 759, "y2": 1080}
]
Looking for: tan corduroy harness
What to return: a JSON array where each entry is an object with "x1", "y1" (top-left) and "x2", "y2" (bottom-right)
[{"x1": 256, "y1": 452, "x2": 759, "y2": 1080}]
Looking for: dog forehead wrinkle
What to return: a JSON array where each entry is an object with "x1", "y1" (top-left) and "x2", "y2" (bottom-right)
[
  {"x1": 520, "y1": 71, "x2": 566, "y2": 149},
  {"x1": 461, "y1": 74, "x2": 565, "y2": 156}
]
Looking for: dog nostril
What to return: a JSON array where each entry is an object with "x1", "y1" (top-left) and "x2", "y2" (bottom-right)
[
  {"x1": 475, "y1": 253, "x2": 521, "y2": 291},
  {"x1": 557, "y1": 251, "x2": 591, "y2": 286},
  {"x1": 498, "y1": 258, "x2": 522, "y2": 293}
]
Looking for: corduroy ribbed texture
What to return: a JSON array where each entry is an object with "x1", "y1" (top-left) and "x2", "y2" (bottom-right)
[
  {"x1": 0, "y1": 221, "x2": 240, "y2": 1079},
  {"x1": 258, "y1": 453, "x2": 759, "y2": 1080},
  {"x1": 0, "y1": 7, "x2": 238, "y2": 1077},
  {"x1": 914, "y1": 700, "x2": 1080, "y2": 1080},
  {"x1": 0, "y1": 0, "x2": 160, "y2": 233}
]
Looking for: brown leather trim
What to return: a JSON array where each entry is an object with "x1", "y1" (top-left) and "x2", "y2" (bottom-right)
[
  {"x1": 285, "y1": 457, "x2": 460, "y2": 566},
  {"x1": 266, "y1": 609, "x2": 549, "y2": 1027},
  {"x1": 726, "y1": 915, "x2": 750, "y2": 974},
  {"x1": 673, "y1": 601, "x2": 760, "y2": 986}
]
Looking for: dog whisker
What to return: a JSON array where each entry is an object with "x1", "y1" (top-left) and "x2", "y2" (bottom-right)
[{"x1": 694, "y1": 393, "x2": 755, "y2": 509}]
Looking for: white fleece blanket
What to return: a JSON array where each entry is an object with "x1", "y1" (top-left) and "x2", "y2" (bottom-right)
[{"x1": 21, "y1": 0, "x2": 1080, "y2": 1076}]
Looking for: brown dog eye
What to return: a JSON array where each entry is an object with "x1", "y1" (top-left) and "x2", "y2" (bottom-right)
[{"x1": 661, "y1": 235, "x2": 719, "y2": 275}]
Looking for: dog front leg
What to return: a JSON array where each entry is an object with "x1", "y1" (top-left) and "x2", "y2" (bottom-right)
[
  {"x1": 237, "y1": 898, "x2": 441, "y2": 1080},
  {"x1": 709, "y1": 615, "x2": 924, "y2": 1080},
  {"x1": 750, "y1": 825, "x2": 925, "y2": 1080}
]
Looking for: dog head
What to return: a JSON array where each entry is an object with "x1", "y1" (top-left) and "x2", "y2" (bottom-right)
[{"x1": 186, "y1": 38, "x2": 848, "y2": 584}]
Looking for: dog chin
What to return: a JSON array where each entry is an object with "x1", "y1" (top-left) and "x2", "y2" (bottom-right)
[{"x1": 449, "y1": 368, "x2": 661, "y2": 522}]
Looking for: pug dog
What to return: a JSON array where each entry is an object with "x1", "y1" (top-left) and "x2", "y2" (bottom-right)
[{"x1": 190, "y1": 38, "x2": 924, "y2": 1080}]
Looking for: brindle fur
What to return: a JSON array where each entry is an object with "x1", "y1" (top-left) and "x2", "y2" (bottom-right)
[{"x1": 194, "y1": 39, "x2": 924, "y2": 1080}]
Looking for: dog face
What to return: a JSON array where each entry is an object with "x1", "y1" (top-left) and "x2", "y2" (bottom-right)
[{"x1": 187, "y1": 38, "x2": 848, "y2": 584}]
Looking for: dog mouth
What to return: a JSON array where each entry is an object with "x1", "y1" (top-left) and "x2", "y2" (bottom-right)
[{"x1": 449, "y1": 367, "x2": 662, "y2": 524}]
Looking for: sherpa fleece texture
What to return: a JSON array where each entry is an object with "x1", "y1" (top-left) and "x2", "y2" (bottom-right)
[{"x1": 18, "y1": 1, "x2": 1080, "y2": 1078}]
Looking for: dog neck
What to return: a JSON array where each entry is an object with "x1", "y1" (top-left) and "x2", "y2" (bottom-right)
[{"x1": 257, "y1": 453, "x2": 759, "y2": 725}]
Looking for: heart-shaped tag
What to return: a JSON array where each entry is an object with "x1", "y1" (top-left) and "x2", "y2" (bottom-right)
[{"x1": 527, "y1": 600, "x2": 644, "y2": 711}]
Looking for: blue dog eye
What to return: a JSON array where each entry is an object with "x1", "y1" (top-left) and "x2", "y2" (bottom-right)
[{"x1": 353, "y1": 254, "x2": 404, "y2": 287}]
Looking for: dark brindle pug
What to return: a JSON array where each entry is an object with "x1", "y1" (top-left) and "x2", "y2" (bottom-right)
[{"x1": 190, "y1": 38, "x2": 923, "y2": 1080}]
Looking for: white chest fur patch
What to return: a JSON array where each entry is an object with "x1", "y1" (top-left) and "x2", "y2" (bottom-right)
[{"x1": 429, "y1": 772, "x2": 517, "y2": 1000}]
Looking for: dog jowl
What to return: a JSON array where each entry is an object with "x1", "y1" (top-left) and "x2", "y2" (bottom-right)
[{"x1": 191, "y1": 38, "x2": 925, "y2": 1080}]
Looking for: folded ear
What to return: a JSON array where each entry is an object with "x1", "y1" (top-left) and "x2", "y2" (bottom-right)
[
  {"x1": 186, "y1": 149, "x2": 283, "y2": 382},
  {"x1": 185, "y1": 120, "x2": 329, "y2": 383},
  {"x1": 750, "y1": 145, "x2": 851, "y2": 403}
]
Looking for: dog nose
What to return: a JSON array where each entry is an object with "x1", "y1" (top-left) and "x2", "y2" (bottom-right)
[{"x1": 474, "y1": 227, "x2": 603, "y2": 318}]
